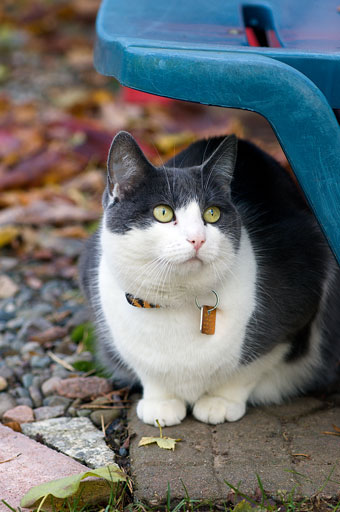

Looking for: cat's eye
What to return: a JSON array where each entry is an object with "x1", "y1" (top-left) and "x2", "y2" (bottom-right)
[
  {"x1": 153, "y1": 205, "x2": 174, "y2": 223},
  {"x1": 203, "y1": 206, "x2": 221, "y2": 223}
]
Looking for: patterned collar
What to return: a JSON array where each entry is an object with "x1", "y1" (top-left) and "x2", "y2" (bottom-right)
[{"x1": 125, "y1": 293, "x2": 160, "y2": 309}]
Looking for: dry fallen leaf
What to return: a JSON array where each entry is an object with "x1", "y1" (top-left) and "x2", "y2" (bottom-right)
[
  {"x1": 139, "y1": 436, "x2": 181, "y2": 451},
  {"x1": 0, "y1": 225, "x2": 19, "y2": 247},
  {"x1": 154, "y1": 131, "x2": 195, "y2": 154},
  {"x1": 322, "y1": 424, "x2": 340, "y2": 437},
  {"x1": 0, "y1": 199, "x2": 99, "y2": 226},
  {"x1": 138, "y1": 420, "x2": 181, "y2": 451}
]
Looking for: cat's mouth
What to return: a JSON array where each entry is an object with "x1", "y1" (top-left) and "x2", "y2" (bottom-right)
[{"x1": 185, "y1": 256, "x2": 203, "y2": 264}]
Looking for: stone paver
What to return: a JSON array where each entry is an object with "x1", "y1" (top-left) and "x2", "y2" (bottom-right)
[
  {"x1": 21, "y1": 417, "x2": 115, "y2": 468},
  {"x1": 128, "y1": 397, "x2": 340, "y2": 506},
  {"x1": 0, "y1": 424, "x2": 111, "y2": 511}
]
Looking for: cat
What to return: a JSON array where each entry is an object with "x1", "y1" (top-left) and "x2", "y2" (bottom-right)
[{"x1": 79, "y1": 130, "x2": 340, "y2": 426}]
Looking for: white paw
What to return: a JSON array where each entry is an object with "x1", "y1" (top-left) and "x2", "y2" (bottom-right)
[
  {"x1": 193, "y1": 396, "x2": 246, "y2": 424},
  {"x1": 137, "y1": 398, "x2": 186, "y2": 426}
]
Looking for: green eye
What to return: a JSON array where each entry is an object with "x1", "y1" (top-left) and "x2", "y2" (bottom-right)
[
  {"x1": 153, "y1": 205, "x2": 174, "y2": 223},
  {"x1": 203, "y1": 206, "x2": 221, "y2": 223}
]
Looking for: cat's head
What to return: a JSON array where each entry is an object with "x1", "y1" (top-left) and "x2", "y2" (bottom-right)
[{"x1": 100, "y1": 131, "x2": 242, "y2": 304}]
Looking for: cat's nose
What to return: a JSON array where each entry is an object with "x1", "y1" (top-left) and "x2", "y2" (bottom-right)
[{"x1": 188, "y1": 238, "x2": 206, "y2": 251}]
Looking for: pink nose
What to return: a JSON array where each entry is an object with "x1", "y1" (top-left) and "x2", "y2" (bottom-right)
[{"x1": 188, "y1": 238, "x2": 205, "y2": 251}]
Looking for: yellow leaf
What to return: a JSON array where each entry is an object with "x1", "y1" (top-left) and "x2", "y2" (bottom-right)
[
  {"x1": 155, "y1": 132, "x2": 195, "y2": 154},
  {"x1": 156, "y1": 437, "x2": 179, "y2": 450},
  {"x1": 138, "y1": 437, "x2": 160, "y2": 447},
  {"x1": 0, "y1": 225, "x2": 19, "y2": 247},
  {"x1": 138, "y1": 436, "x2": 181, "y2": 451},
  {"x1": 139, "y1": 420, "x2": 182, "y2": 450}
]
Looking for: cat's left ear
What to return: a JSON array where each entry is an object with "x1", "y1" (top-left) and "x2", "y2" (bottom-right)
[
  {"x1": 202, "y1": 135, "x2": 238, "y2": 188},
  {"x1": 106, "y1": 131, "x2": 153, "y2": 201}
]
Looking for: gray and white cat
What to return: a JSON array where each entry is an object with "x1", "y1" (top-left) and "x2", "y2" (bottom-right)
[{"x1": 79, "y1": 131, "x2": 340, "y2": 426}]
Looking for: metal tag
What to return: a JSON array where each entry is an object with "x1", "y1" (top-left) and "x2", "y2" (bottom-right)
[{"x1": 200, "y1": 305, "x2": 217, "y2": 335}]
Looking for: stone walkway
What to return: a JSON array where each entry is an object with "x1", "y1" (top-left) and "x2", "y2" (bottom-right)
[{"x1": 128, "y1": 396, "x2": 340, "y2": 506}]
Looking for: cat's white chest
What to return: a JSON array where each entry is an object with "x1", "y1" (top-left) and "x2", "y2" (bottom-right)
[{"x1": 98, "y1": 228, "x2": 257, "y2": 403}]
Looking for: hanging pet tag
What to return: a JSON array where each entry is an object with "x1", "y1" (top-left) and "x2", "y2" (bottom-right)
[{"x1": 195, "y1": 290, "x2": 219, "y2": 335}]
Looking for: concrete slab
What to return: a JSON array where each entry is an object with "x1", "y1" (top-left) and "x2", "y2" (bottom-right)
[
  {"x1": 0, "y1": 425, "x2": 110, "y2": 511},
  {"x1": 128, "y1": 397, "x2": 340, "y2": 506}
]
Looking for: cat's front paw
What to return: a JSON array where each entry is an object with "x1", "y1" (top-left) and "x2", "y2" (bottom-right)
[
  {"x1": 193, "y1": 396, "x2": 246, "y2": 424},
  {"x1": 137, "y1": 398, "x2": 187, "y2": 427}
]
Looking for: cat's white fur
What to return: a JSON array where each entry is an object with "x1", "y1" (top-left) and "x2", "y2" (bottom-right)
[{"x1": 98, "y1": 200, "x2": 323, "y2": 426}]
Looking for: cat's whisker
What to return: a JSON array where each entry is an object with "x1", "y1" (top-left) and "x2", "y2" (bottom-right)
[
  {"x1": 152, "y1": 259, "x2": 173, "y2": 304},
  {"x1": 132, "y1": 257, "x2": 169, "y2": 300}
]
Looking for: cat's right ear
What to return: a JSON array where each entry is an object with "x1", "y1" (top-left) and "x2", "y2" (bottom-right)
[
  {"x1": 202, "y1": 135, "x2": 238, "y2": 189},
  {"x1": 106, "y1": 131, "x2": 152, "y2": 202}
]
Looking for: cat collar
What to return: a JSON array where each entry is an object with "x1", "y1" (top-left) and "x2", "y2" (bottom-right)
[
  {"x1": 126, "y1": 290, "x2": 219, "y2": 336},
  {"x1": 125, "y1": 293, "x2": 160, "y2": 309}
]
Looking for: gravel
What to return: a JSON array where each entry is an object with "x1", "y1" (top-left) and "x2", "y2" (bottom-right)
[{"x1": 0, "y1": 253, "x2": 130, "y2": 468}]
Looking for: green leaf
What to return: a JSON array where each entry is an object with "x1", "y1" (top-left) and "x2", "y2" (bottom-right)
[
  {"x1": 72, "y1": 360, "x2": 95, "y2": 372},
  {"x1": 20, "y1": 464, "x2": 126, "y2": 509},
  {"x1": 70, "y1": 322, "x2": 95, "y2": 352},
  {"x1": 233, "y1": 500, "x2": 253, "y2": 512}
]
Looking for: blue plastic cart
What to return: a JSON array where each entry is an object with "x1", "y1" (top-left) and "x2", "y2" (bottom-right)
[{"x1": 94, "y1": 0, "x2": 340, "y2": 263}]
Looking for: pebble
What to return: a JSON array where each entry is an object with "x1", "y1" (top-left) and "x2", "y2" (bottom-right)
[
  {"x1": 76, "y1": 409, "x2": 91, "y2": 417},
  {"x1": 16, "y1": 397, "x2": 33, "y2": 407},
  {"x1": 6, "y1": 317, "x2": 24, "y2": 330},
  {"x1": 4, "y1": 301, "x2": 15, "y2": 313},
  {"x1": 12, "y1": 387, "x2": 29, "y2": 399},
  {"x1": 17, "y1": 318, "x2": 52, "y2": 342},
  {"x1": 3, "y1": 405, "x2": 34, "y2": 424},
  {"x1": 0, "y1": 275, "x2": 19, "y2": 299},
  {"x1": 15, "y1": 288, "x2": 34, "y2": 308},
  {"x1": 42, "y1": 395, "x2": 71, "y2": 410},
  {"x1": 50, "y1": 366, "x2": 70, "y2": 378},
  {"x1": 0, "y1": 392, "x2": 17, "y2": 418},
  {"x1": 41, "y1": 281, "x2": 69, "y2": 302},
  {"x1": 41, "y1": 376, "x2": 62, "y2": 396},
  {"x1": 30, "y1": 355, "x2": 51, "y2": 369},
  {"x1": 22, "y1": 373, "x2": 34, "y2": 389},
  {"x1": 20, "y1": 305, "x2": 52, "y2": 320},
  {"x1": 0, "y1": 311, "x2": 15, "y2": 322},
  {"x1": 55, "y1": 339, "x2": 78, "y2": 355},
  {"x1": 4, "y1": 355, "x2": 22, "y2": 368},
  {"x1": 90, "y1": 408, "x2": 121, "y2": 427},
  {"x1": 0, "y1": 376, "x2": 8, "y2": 391},
  {"x1": 0, "y1": 256, "x2": 18, "y2": 271},
  {"x1": 11, "y1": 340, "x2": 24, "y2": 353},
  {"x1": 32, "y1": 375, "x2": 46, "y2": 388},
  {"x1": 0, "y1": 366, "x2": 14, "y2": 381},
  {"x1": 56, "y1": 376, "x2": 111, "y2": 399},
  {"x1": 28, "y1": 386, "x2": 43, "y2": 407},
  {"x1": 34, "y1": 405, "x2": 65, "y2": 421},
  {"x1": 119, "y1": 447, "x2": 127, "y2": 457},
  {"x1": 21, "y1": 417, "x2": 115, "y2": 468},
  {"x1": 20, "y1": 341, "x2": 42, "y2": 355}
]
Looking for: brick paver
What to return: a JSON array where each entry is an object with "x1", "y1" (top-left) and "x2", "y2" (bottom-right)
[
  {"x1": 128, "y1": 396, "x2": 340, "y2": 506},
  {"x1": 0, "y1": 424, "x2": 111, "y2": 511}
]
